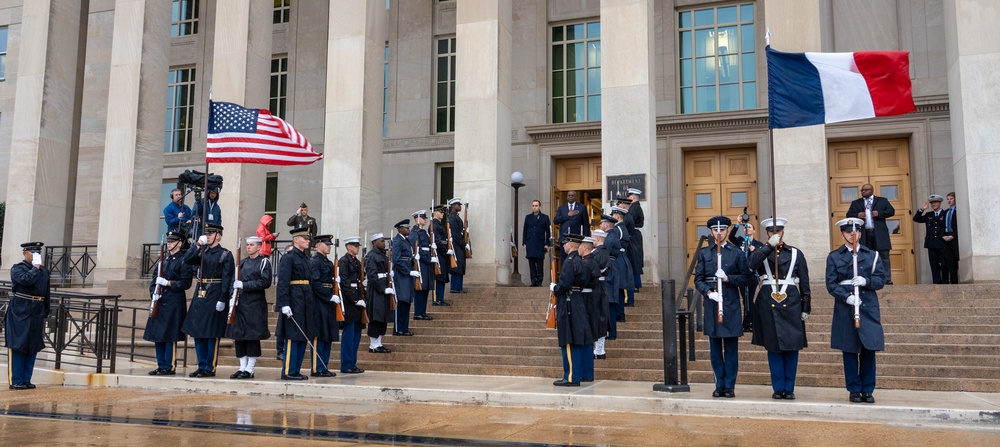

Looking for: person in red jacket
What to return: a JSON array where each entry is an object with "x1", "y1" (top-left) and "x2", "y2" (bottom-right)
[{"x1": 256, "y1": 214, "x2": 279, "y2": 257}]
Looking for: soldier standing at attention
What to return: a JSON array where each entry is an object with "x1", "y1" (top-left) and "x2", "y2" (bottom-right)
[
  {"x1": 182, "y1": 223, "x2": 234, "y2": 377},
  {"x1": 588, "y1": 229, "x2": 611, "y2": 360},
  {"x1": 431, "y1": 206, "x2": 451, "y2": 306},
  {"x1": 274, "y1": 226, "x2": 315, "y2": 380},
  {"x1": 365, "y1": 233, "x2": 394, "y2": 354},
  {"x1": 226, "y1": 236, "x2": 272, "y2": 379},
  {"x1": 410, "y1": 211, "x2": 435, "y2": 320},
  {"x1": 626, "y1": 188, "x2": 645, "y2": 291},
  {"x1": 392, "y1": 220, "x2": 419, "y2": 336},
  {"x1": 339, "y1": 237, "x2": 366, "y2": 374},
  {"x1": 6, "y1": 242, "x2": 51, "y2": 390},
  {"x1": 308, "y1": 234, "x2": 339, "y2": 378},
  {"x1": 828, "y1": 217, "x2": 886, "y2": 404},
  {"x1": 145, "y1": 231, "x2": 192, "y2": 376},
  {"x1": 549, "y1": 234, "x2": 593, "y2": 386},
  {"x1": 446, "y1": 198, "x2": 468, "y2": 293},
  {"x1": 599, "y1": 214, "x2": 625, "y2": 339},
  {"x1": 695, "y1": 216, "x2": 755, "y2": 399}
]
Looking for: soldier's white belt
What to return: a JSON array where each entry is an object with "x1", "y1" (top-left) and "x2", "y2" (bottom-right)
[
  {"x1": 13, "y1": 292, "x2": 44, "y2": 302},
  {"x1": 620, "y1": 248, "x2": 626, "y2": 252},
  {"x1": 598, "y1": 276, "x2": 606, "y2": 281},
  {"x1": 570, "y1": 287, "x2": 593, "y2": 293},
  {"x1": 376, "y1": 273, "x2": 387, "y2": 279},
  {"x1": 321, "y1": 283, "x2": 334, "y2": 288},
  {"x1": 347, "y1": 283, "x2": 358, "y2": 288},
  {"x1": 420, "y1": 247, "x2": 431, "y2": 251},
  {"x1": 838, "y1": 280, "x2": 854, "y2": 285},
  {"x1": 759, "y1": 276, "x2": 799, "y2": 285}
]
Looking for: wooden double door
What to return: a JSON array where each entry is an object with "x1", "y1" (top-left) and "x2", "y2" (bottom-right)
[{"x1": 684, "y1": 149, "x2": 757, "y2": 262}]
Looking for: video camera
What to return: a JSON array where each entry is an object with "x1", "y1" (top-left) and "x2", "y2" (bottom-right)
[{"x1": 178, "y1": 169, "x2": 224, "y2": 193}]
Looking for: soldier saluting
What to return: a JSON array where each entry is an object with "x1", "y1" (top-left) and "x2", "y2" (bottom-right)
[
  {"x1": 6, "y1": 242, "x2": 51, "y2": 390},
  {"x1": 182, "y1": 223, "x2": 234, "y2": 377},
  {"x1": 145, "y1": 231, "x2": 193, "y2": 376}
]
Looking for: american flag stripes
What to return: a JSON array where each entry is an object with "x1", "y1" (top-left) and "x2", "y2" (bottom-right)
[{"x1": 206, "y1": 101, "x2": 323, "y2": 165}]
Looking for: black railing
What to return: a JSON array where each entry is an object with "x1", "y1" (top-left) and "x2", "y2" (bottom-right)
[
  {"x1": 45, "y1": 245, "x2": 98, "y2": 288},
  {"x1": 0, "y1": 282, "x2": 119, "y2": 373},
  {"x1": 117, "y1": 301, "x2": 189, "y2": 368},
  {"x1": 140, "y1": 243, "x2": 163, "y2": 279},
  {"x1": 269, "y1": 239, "x2": 294, "y2": 283}
]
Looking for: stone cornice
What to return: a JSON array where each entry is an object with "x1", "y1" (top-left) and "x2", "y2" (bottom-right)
[{"x1": 383, "y1": 135, "x2": 455, "y2": 152}]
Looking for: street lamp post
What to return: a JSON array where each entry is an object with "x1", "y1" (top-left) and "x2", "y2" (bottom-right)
[{"x1": 510, "y1": 171, "x2": 525, "y2": 285}]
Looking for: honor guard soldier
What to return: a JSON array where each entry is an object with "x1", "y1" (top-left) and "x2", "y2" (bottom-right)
[
  {"x1": 610, "y1": 207, "x2": 634, "y2": 320},
  {"x1": 6, "y1": 242, "x2": 51, "y2": 390},
  {"x1": 913, "y1": 194, "x2": 948, "y2": 284},
  {"x1": 589, "y1": 229, "x2": 612, "y2": 359},
  {"x1": 226, "y1": 236, "x2": 273, "y2": 379},
  {"x1": 431, "y1": 206, "x2": 451, "y2": 305},
  {"x1": 747, "y1": 218, "x2": 811, "y2": 400},
  {"x1": 275, "y1": 226, "x2": 316, "y2": 380},
  {"x1": 615, "y1": 196, "x2": 640, "y2": 304},
  {"x1": 446, "y1": 198, "x2": 468, "y2": 293},
  {"x1": 145, "y1": 231, "x2": 193, "y2": 376},
  {"x1": 365, "y1": 233, "x2": 394, "y2": 353},
  {"x1": 308, "y1": 234, "x2": 339, "y2": 378},
  {"x1": 599, "y1": 214, "x2": 625, "y2": 339},
  {"x1": 410, "y1": 211, "x2": 434, "y2": 320},
  {"x1": 549, "y1": 234, "x2": 594, "y2": 386},
  {"x1": 577, "y1": 236, "x2": 601, "y2": 381},
  {"x1": 339, "y1": 237, "x2": 366, "y2": 374},
  {"x1": 695, "y1": 216, "x2": 755, "y2": 398},
  {"x1": 828, "y1": 218, "x2": 886, "y2": 404},
  {"x1": 182, "y1": 223, "x2": 234, "y2": 377},
  {"x1": 626, "y1": 188, "x2": 645, "y2": 291},
  {"x1": 391, "y1": 219, "x2": 419, "y2": 336}
]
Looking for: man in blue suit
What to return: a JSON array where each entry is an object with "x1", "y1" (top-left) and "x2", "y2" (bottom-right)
[
  {"x1": 522, "y1": 200, "x2": 551, "y2": 286},
  {"x1": 553, "y1": 191, "x2": 590, "y2": 257}
]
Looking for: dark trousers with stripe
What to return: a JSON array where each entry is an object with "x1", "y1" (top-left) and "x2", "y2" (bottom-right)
[
  {"x1": 395, "y1": 301, "x2": 411, "y2": 333},
  {"x1": 311, "y1": 338, "x2": 331, "y2": 373},
  {"x1": 435, "y1": 280, "x2": 446, "y2": 303},
  {"x1": 767, "y1": 350, "x2": 799, "y2": 393},
  {"x1": 413, "y1": 289, "x2": 429, "y2": 317},
  {"x1": 154, "y1": 342, "x2": 177, "y2": 372},
  {"x1": 193, "y1": 338, "x2": 220, "y2": 372},
  {"x1": 283, "y1": 339, "x2": 306, "y2": 376},
  {"x1": 560, "y1": 344, "x2": 586, "y2": 383},
  {"x1": 7, "y1": 349, "x2": 38, "y2": 386},
  {"x1": 617, "y1": 291, "x2": 628, "y2": 318},
  {"x1": 842, "y1": 348, "x2": 877, "y2": 393},
  {"x1": 580, "y1": 344, "x2": 595, "y2": 380},
  {"x1": 709, "y1": 337, "x2": 739, "y2": 389},
  {"x1": 340, "y1": 322, "x2": 363, "y2": 372}
]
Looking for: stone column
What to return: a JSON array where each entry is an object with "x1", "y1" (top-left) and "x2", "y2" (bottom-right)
[
  {"x1": 765, "y1": 0, "x2": 830, "y2": 273},
  {"x1": 1, "y1": 1, "x2": 86, "y2": 269},
  {"x1": 210, "y1": 0, "x2": 272, "y2": 250},
  {"x1": 323, "y1": 0, "x2": 386, "y2": 239},
  {"x1": 943, "y1": 0, "x2": 1000, "y2": 282},
  {"x1": 453, "y1": 0, "x2": 513, "y2": 285},
  {"x1": 600, "y1": 0, "x2": 658, "y2": 283},
  {"x1": 93, "y1": 0, "x2": 170, "y2": 283}
]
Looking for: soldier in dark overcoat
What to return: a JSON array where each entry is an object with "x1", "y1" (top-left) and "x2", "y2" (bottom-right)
[
  {"x1": 182, "y1": 223, "x2": 234, "y2": 377},
  {"x1": 308, "y1": 234, "x2": 339, "y2": 378},
  {"x1": 391, "y1": 220, "x2": 418, "y2": 336},
  {"x1": 430, "y1": 206, "x2": 451, "y2": 305},
  {"x1": 827, "y1": 217, "x2": 886, "y2": 404},
  {"x1": 578, "y1": 237, "x2": 601, "y2": 381},
  {"x1": 612, "y1": 202, "x2": 637, "y2": 308},
  {"x1": 522, "y1": 200, "x2": 551, "y2": 286},
  {"x1": 338, "y1": 237, "x2": 366, "y2": 374},
  {"x1": 549, "y1": 234, "x2": 593, "y2": 386},
  {"x1": 410, "y1": 211, "x2": 434, "y2": 319},
  {"x1": 626, "y1": 188, "x2": 645, "y2": 289},
  {"x1": 913, "y1": 194, "x2": 948, "y2": 284},
  {"x1": 589, "y1": 229, "x2": 611, "y2": 359},
  {"x1": 226, "y1": 236, "x2": 272, "y2": 379},
  {"x1": 747, "y1": 218, "x2": 811, "y2": 400},
  {"x1": 599, "y1": 214, "x2": 625, "y2": 339},
  {"x1": 695, "y1": 216, "x2": 755, "y2": 399},
  {"x1": 274, "y1": 226, "x2": 315, "y2": 380},
  {"x1": 6, "y1": 242, "x2": 51, "y2": 390},
  {"x1": 145, "y1": 231, "x2": 192, "y2": 376},
  {"x1": 609, "y1": 207, "x2": 634, "y2": 318},
  {"x1": 446, "y1": 198, "x2": 468, "y2": 292},
  {"x1": 365, "y1": 233, "x2": 394, "y2": 354}
]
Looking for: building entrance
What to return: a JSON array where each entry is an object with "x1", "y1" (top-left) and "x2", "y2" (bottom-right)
[
  {"x1": 684, "y1": 149, "x2": 757, "y2": 262},
  {"x1": 552, "y1": 157, "x2": 603, "y2": 238}
]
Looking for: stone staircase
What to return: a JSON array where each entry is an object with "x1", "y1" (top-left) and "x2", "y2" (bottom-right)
[{"x1": 213, "y1": 283, "x2": 1000, "y2": 392}]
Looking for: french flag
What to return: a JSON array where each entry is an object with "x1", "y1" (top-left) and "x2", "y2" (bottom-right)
[{"x1": 766, "y1": 46, "x2": 915, "y2": 129}]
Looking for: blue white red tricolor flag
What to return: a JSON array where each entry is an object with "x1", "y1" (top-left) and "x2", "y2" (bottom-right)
[
  {"x1": 766, "y1": 46, "x2": 915, "y2": 129},
  {"x1": 207, "y1": 100, "x2": 323, "y2": 165}
]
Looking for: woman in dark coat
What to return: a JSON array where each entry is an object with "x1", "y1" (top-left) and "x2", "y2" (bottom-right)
[{"x1": 226, "y1": 236, "x2": 272, "y2": 379}]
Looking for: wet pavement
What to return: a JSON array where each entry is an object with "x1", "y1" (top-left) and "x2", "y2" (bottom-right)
[{"x1": 1, "y1": 360, "x2": 999, "y2": 445}]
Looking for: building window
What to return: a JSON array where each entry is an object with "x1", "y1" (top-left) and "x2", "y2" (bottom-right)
[
  {"x1": 165, "y1": 67, "x2": 196, "y2": 153},
  {"x1": 434, "y1": 37, "x2": 456, "y2": 133},
  {"x1": 171, "y1": 0, "x2": 199, "y2": 37},
  {"x1": 551, "y1": 21, "x2": 601, "y2": 123},
  {"x1": 273, "y1": 0, "x2": 290, "y2": 24},
  {"x1": 270, "y1": 56, "x2": 288, "y2": 119},
  {"x1": 0, "y1": 27, "x2": 7, "y2": 80},
  {"x1": 436, "y1": 163, "x2": 454, "y2": 206},
  {"x1": 677, "y1": 3, "x2": 756, "y2": 114},
  {"x1": 383, "y1": 43, "x2": 389, "y2": 137},
  {"x1": 265, "y1": 174, "x2": 278, "y2": 233}
]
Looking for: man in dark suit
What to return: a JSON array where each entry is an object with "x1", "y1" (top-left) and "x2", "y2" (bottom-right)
[
  {"x1": 913, "y1": 194, "x2": 948, "y2": 284},
  {"x1": 846, "y1": 184, "x2": 895, "y2": 284},
  {"x1": 553, "y1": 190, "x2": 590, "y2": 248},
  {"x1": 942, "y1": 192, "x2": 959, "y2": 284},
  {"x1": 522, "y1": 199, "x2": 551, "y2": 286}
]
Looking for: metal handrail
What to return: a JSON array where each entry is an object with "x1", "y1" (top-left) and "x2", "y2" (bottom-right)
[
  {"x1": 44, "y1": 245, "x2": 98, "y2": 288},
  {"x1": 676, "y1": 235, "x2": 709, "y2": 309},
  {"x1": 140, "y1": 243, "x2": 162, "y2": 279},
  {"x1": 117, "y1": 302, "x2": 189, "y2": 368}
]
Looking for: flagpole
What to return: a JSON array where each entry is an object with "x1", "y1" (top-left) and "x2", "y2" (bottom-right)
[{"x1": 768, "y1": 126, "x2": 778, "y2": 276}]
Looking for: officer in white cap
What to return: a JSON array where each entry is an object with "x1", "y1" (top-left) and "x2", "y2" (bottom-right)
[
  {"x1": 226, "y1": 236, "x2": 273, "y2": 379},
  {"x1": 364, "y1": 233, "x2": 394, "y2": 353}
]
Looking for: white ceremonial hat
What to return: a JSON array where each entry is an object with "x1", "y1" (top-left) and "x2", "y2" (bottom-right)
[
  {"x1": 245, "y1": 236, "x2": 263, "y2": 244},
  {"x1": 582, "y1": 237, "x2": 595, "y2": 244},
  {"x1": 836, "y1": 217, "x2": 865, "y2": 232},
  {"x1": 370, "y1": 233, "x2": 385, "y2": 242},
  {"x1": 591, "y1": 229, "x2": 607, "y2": 238},
  {"x1": 760, "y1": 217, "x2": 788, "y2": 231},
  {"x1": 448, "y1": 198, "x2": 462, "y2": 205},
  {"x1": 343, "y1": 237, "x2": 361, "y2": 245},
  {"x1": 627, "y1": 188, "x2": 643, "y2": 195}
]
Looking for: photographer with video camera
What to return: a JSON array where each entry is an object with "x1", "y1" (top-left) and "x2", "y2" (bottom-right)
[
  {"x1": 178, "y1": 170, "x2": 224, "y2": 241},
  {"x1": 730, "y1": 208, "x2": 764, "y2": 333},
  {"x1": 163, "y1": 188, "x2": 193, "y2": 235},
  {"x1": 193, "y1": 187, "x2": 222, "y2": 236}
]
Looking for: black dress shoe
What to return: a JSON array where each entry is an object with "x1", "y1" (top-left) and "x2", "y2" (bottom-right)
[
  {"x1": 276, "y1": 353, "x2": 286, "y2": 361},
  {"x1": 149, "y1": 368, "x2": 163, "y2": 376},
  {"x1": 369, "y1": 346, "x2": 392, "y2": 353},
  {"x1": 414, "y1": 315, "x2": 432, "y2": 320},
  {"x1": 341, "y1": 368, "x2": 365, "y2": 374},
  {"x1": 606, "y1": 336, "x2": 617, "y2": 341},
  {"x1": 862, "y1": 392, "x2": 875, "y2": 403},
  {"x1": 11, "y1": 383, "x2": 28, "y2": 390},
  {"x1": 712, "y1": 388, "x2": 723, "y2": 398},
  {"x1": 581, "y1": 378, "x2": 594, "y2": 382},
  {"x1": 230, "y1": 371, "x2": 245, "y2": 379},
  {"x1": 772, "y1": 391, "x2": 785, "y2": 399},
  {"x1": 886, "y1": 281, "x2": 894, "y2": 285},
  {"x1": 594, "y1": 354, "x2": 606, "y2": 359},
  {"x1": 281, "y1": 373, "x2": 309, "y2": 380},
  {"x1": 552, "y1": 379, "x2": 580, "y2": 387},
  {"x1": 616, "y1": 317, "x2": 626, "y2": 322},
  {"x1": 723, "y1": 389, "x2": 735, "y2": 398},
  {"x1": 392, "y1": 331, "x2": 414, "y2": 336},
  {"x1": 157, "y1": 369, "x2": 176, "y2": 376},
  {"x1": 312, "y1": 370, "x2": 336, "y2": 378},
  {"x1": 189, "y1": 369, "x2": 205, "y2": 377},
  {"x1": 24, "y1": 383, "x2": 35, "y2": 390},
  {"x1": 783, "y1": 392, "x2": 796, "y2": 400},
  {"x1": 239, "y1": 371, "x2": 254, "y2": 379},
  {"x1": 849, "y1": 392, "x2": 862, "y2": 403},
  {"x1": 202, "y1": 370, "x2": 216, "y2": 377}
]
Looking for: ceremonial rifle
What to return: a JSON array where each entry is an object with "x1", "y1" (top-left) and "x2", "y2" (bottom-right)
[
  {"x1": 150, "y1": 235, "x2": 166, "y2": 318},
  {"x1": 852, "y1": 242, "x2": 861, "y2": 329},
  {"x1": 464, "y1": 202, "x2": 473, "y2": 258},
  {"x1": 429, "y1": 199, "x2": 443, "y2": 275},
  {"x1": 412, "y1": 224, "x2": 423, "y2": 292},
  {"x1": 226, "y1": 240, "x2": 242, "y2": 325},
  {"x1": 545, "y1": 236, "x2": 557, "y2": 329},
  {"x1": 716, "y1": 234, "x2": 724, "y2": 324},
  {"x1": 446, "y1": 219, "x2": 458, "y2": 268},
  {"x1": 360, "y1": 231, "x2": 370, "y2": 324},
  {"x1": 387, "y1": 229, "x2": 397, "y2": 311},
  {"x1": 334, "y1": 233, "x2": 345, "y2": 321}
]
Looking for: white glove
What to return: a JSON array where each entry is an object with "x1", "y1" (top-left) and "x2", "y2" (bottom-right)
[
  {"x1": 155, "y1": 277, "x2": 169, "y2": 286},
  {"x1": 447, "y1": 249, "x2": 454, "y2": 255},
  {"x1": 801, "y1": 312, "x2": 809, "y2": 321},
  {"x1": 715, "y1": 269, "x2": 728, "y2": 282},
  {"x1": 215, "y1": 301, "x2": 225, "y2": 312},
  {"x1": 233, "y1": 280, "x2": 243, "y2": 290},
  {"x1": 228, "y1": 297, "x2": 236, "y2": 309},
  {"x1": 549, "y1": 283, "x2": 557, "y2": 292},
  {"x1": 335, "y1": 276, "x2": 341, "y2": 283},
  {"x1": 356, "y1": 299, "x2": 367, "y2": 308},
  {"x1": 390, "y1": 270, "x2": 395, "y2": 278},
  {"x1": 32, "y1": 253, "x2": 42, "y2": 266},
  {"x1": 385, "y1": 287, "x2": 395, "y2": 295},
  {"x1": 431, "y1": 243, "x2": 437, "y2": 249},
  {"x1": 198, "y1": 235, "x2": 208, "y2": 246},
  {"x1": 415, "y1": 253, "x2": 421, "y2": 261},
  {"x1": 465, "y1": 244, "x2": 471, "y2": 251},
  {"x1": 151, "y1": 293, "x2": 161, "y2": 301},
  {"x1": 431, "y1": 257, "x2": 439, "y2": 264},
  {"x1": 281, "y1": 306, "x2": 293, "y2": 317},
  {"x1": 409, "y1": 270, "x2": 421, "y2": 278},
  {"x1": 846, "y1": 294, "x2": 861, "y2": 307},
  {"x1": 362, "y1": 279, "x2": 368, "y2": 287},
  {"x1": 331, "y1": 295, "x2": 341, "y2": 304},
  {"x1": 708, "y1": 291, "x2": 723, "y2": 303},
  {"x1": 851, "y1": 276, "x2": 867, "y2": 287},
  {"x1": 768, "y1": 234, "x2": 781, "y2": 247}
]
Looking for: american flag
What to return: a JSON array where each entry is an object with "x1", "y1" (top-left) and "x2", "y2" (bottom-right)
[{"x1": 206, "y1": 101, "x2": 323, "y2": 165}]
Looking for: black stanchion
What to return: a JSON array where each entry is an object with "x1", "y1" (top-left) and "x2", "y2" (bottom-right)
[{"x1": 653, "y1": 279, "x2": 690, "y2": 392}]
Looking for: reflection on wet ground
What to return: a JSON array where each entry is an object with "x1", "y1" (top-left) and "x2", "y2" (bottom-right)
[{"x1": 1, "y1": 387, "x2": 997, "y2": 446}]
